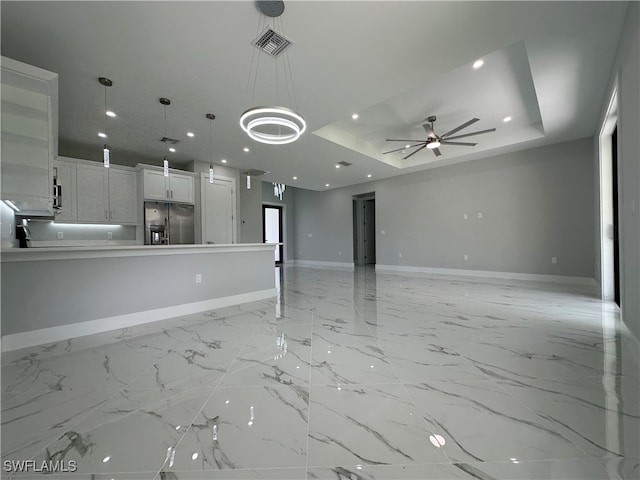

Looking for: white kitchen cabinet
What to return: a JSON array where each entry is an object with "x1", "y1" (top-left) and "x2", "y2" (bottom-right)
[
  {"x1": 75, "y1": 162, "x2": 137, "y2": 224},
  {"x1": 1, "y1": 57, "x2": 58, "y2": 215},
  {"x1": 169, "y1": 172, "x2": 194, "y2": 203},
  {"x1": 53, "y1": 159, "x2": 77, "y2": 222},
  {"x1": 76, "y1": 163, "x2": 109, "y2": 222},
  {"x1": 108, "y1": 168, "x2": 137, "y2": 224},
  {"x1": 142, "y1": 168, "x2": 194, "y2": 204}
]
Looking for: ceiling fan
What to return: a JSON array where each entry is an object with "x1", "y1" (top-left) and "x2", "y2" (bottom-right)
[{"x1": 383, "y1": 115, "x2": 496, "y2": 159}]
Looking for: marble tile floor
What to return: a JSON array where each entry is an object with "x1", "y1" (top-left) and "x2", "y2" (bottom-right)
[{"x1": 1, "y1": 266, "x2": 639, "y2": 479}]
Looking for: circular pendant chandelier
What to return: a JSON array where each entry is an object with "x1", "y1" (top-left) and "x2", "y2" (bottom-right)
[
  {"x1": 240, "y1": 106, "x2": 306, "y2": 145},
  {"x1": 241, "y1": 1, "x2": 305, "y2": 145}
]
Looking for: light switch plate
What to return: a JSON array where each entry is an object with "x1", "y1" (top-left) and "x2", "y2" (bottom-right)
[
  {"x1": 195, "y1": 274, "x2": 202, "y2": 283},
  {"x1": 57, "y1": 232, "x2": 63, "y2": 239}
]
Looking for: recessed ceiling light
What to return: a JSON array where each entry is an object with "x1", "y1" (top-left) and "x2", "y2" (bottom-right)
[
  {"x1": 169, "y1": 147, "x2": 176, "y2": 153},
  {"x1": 405, "y1": 144, "x2": 411, "y2": 148},
  {"x1": 105, "y1": 110, "x2": 116, "y2": 117},
  {"x1": 325, "y1": 183, "x2": 330, "y2": 187},
  {"x1": 335, "y1": 164, "x2": 340, "y2": 169},
  {"x1": 221, "y1": 159, "x2": 227, "y2": 164},
  {"x1": 472, "y1": 59, "x2": 484, "y2": 69},
  {"x1": 243, "y1": 147, "x2": 250, "y2": 153},
  {"x1": 367, "y1": 174, "x2": 372, "y2": 178},
  {"x1": 503, "y1": 116, "x2": 512, "y2": 123},
  {"x1": 98, "y1": 132, "x2": 107, "y2": 138},
  {"x1": 293, "y1": 176, "x2": 298, "y2": 180},
  {"x1": 102, "y1": 456, "x2": 111, "y2": 463},
  {"x1": 187, "y1": 132, "x2": 195, "y2": 137},
  {"x1": 351, "y1": 113, "x2": 359, "y2": 120}
]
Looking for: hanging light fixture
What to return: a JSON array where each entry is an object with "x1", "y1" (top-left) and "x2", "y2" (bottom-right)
[
  {"x1": 159, "y1": 98, "x2": 172, "y2": 176},
  {"x1": 98, "y1": 77, "x2": 113, "y2": 168},
  {"x1": 273, "y1": 182, "x2": 285, "y2": 200},
  {"x1": 206, "y1": 113, "x2": 216, "y2": 184},
  {"x1": 240, "y1": 1, "x2": 306, "y2": 145}
]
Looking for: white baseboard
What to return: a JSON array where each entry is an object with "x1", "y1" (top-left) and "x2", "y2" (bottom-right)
[
  {"x1": 291, "y1": 260, "x2": 355, "y2": 269},
  {"x1": 2, "y1": 288, "x2": 276, "y2": 352},
  {"x1": 375, "y1": 264, "x2": 596, "y2": 287}
]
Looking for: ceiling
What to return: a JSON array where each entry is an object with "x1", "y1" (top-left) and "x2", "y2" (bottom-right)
[{"x1": 0, "y1": 1, "x2": 628, "y2": 190}]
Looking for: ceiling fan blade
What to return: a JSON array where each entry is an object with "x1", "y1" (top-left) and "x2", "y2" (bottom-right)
[
  {"x1": 443, "y1": 128, "x2": 496, "y2": 141},
  {"x1": 386, "y1": 138, "x2": 423, "y2": 142},
  {"x1": 403, "y1": 144, "x2": 427, "y2": 160},
  {"x1": 383, "y1": 143, "x2": 426, "y2": 155},
  {"x1": 432, "y1": 147, "x2": 442, "y2": 157},
  {"x1": 441, "y1": 118, "x2": 479, "y2": 138},
  {"x1": 440, "y1": 141, "x2": 477, "y2": 147},
  {"x1": 422, "y1": 122, "x2": 435, "y2": 137}
]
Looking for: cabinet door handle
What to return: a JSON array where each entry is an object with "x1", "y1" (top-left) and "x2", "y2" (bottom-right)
[
  {"x1": 171, "y1": 190, "x2": 173, "y2": 199},
  {"x1": 110, "y1": 210, "x2": 114, "y2": 220},
  {"x1": 105, "y1": 210, "x2": 108, "y2": 219},
  {"x1": 166, "y1": 190, "x2": 169, "y2": 198}
]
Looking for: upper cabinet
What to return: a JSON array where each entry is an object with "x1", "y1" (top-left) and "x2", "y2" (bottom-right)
[
  {"x1": 56, "y1": 157, "x2": 138, "y2": 225},
  {"x1": 1, "y1": 57, "x2": 58, "y2": 216},
  {"x1": 53, "y1": 159, "x2": 77, "y2": 223},
  {"x1": 142, "y1": 168, "x2": 194, "y2": 204}
]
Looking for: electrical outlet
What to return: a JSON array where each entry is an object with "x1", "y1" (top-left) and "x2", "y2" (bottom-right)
[
  {"x1": 464, "y1": 254, "x2": 469, "y2": 261},
  {"x1": 338, "y1": 251, "x2": 342, "y2": 256},
  {"x1": 551, "y1": 257, "x2": 557, "y2": 264},
  {"x1": 463, "y1": 213, "x2": 468, "y2": 220},
  {"x1": 107, "y1": 232, "x2": 113, "y2": 240},
  {"x1": 57, "y1": 232, "x2": 63, "y2": 240},
  {"x1": 308, "y1": 233, "x2": 312, "y2": 238},
  {"x1": 195, "y1": 274, "x2": 202, "y2": 284},
  {"x1": 398, "y1": 253, "x2": 402, "y2": 258},
  {"x1": 477, "y1": 212, "x2": 483, "y2": 219}
]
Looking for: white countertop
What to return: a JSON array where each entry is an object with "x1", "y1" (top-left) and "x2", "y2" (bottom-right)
[{"x1": 1, "y1": 243, "x2": 278, "y2": 262}]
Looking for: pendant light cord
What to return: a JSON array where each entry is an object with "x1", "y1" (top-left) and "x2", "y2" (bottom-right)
[
  {"x1": 209, "y1": 117, "x2": 213, "y2": 164},
  {"x1": 163, "y1": 104, "x2": 168, "y2": 157}
]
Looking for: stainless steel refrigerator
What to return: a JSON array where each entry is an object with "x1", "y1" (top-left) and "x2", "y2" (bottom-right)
[{"x1": 144, "y1": 201, "x2": 195, "y2": 245}]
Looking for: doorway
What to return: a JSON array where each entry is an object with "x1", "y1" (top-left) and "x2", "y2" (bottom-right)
[
  {"x1": 353, "y1": 193, "x2": 376, "y2": 266},
  {"x1": 612, "y1": 126, "x2": 620, "y2": 306},
  {"x1": 263, "y1": 205, "x2": 283, "y2": 264},
  {"x1": 598, "y1": 86, "x2": 619, "y2": 302}
]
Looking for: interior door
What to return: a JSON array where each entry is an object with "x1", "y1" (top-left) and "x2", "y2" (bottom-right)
[
  {"x1": 202, "y1": 178, "x2": 234, "y2": 244},
  {"x1": 364, "y1": 199, "x2": 376, "y2": 264},
  {"x1": 263, "y1": 205, "x2": 283, "y2": 263}
]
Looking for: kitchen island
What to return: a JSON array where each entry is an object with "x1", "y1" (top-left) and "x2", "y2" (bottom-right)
[{"x1": 1, "y1": 243, "x2": 277, "y2": 351}]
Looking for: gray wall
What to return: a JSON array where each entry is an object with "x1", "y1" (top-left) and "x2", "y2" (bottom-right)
[
  {"x1": 593, "y1": 2, "x2": 640, "y2": 341},
  {"x1": 2, "y1": 248, "x2": 275, "y2": 336},
  {"x1": 262, "y1": 181, "x2": 296, "y2": 262},
  {"x1": 240, "y1": 174, "x2": 263, "y2": 243},
  {"x1": 294, "y1": 137, "x2": 595, "y2": 277},
  {"x1": 616, "y1": 3, "x2": 639, "y2": 340}
]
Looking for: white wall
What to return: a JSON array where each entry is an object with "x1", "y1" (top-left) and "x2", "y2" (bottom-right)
[
  {"x1": 294, "y1": 137, "x2": 595, "y2": 278},
  {"x1": 26, "y1": 221, "x2": 136, "y2": 242},
  {"x1": 595, "y1": 2, "x2": 640, "y2": 340}
]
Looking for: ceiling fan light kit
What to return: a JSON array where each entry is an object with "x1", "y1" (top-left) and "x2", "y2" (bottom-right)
[{"x1": 384, "y1": 115, "x2": 496, "y2": 159}]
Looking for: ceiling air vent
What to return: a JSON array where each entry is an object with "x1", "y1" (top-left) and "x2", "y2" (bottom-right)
[
  {"x1": 252, "y1": 27, "x2": 293, "y2": 57},
  {"x1": 160, "y1": 136, "x2": 180, "y2": 145},
  {"x1": 337, "y1": 161, "x2": 352, "y2": 167},
  {"x1": 245, "y1": 169, "x2": 270, "y2": 176}
]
